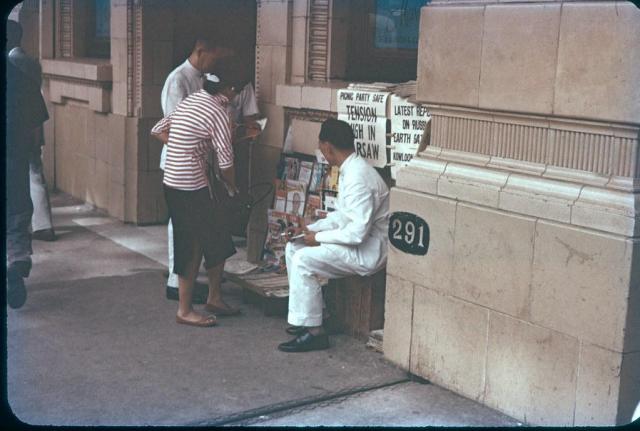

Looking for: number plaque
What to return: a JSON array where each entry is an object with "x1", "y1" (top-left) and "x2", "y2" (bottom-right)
[{"x1": 388, "y1": 212, "x2": 429, "y2": 256}]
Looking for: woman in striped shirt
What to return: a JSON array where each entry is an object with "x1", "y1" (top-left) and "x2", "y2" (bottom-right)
[{"x1": 151, "y1": 70, "x2": 241, "y2": 328}]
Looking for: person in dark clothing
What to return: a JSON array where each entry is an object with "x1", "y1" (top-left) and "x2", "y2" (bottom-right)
[
  {"x1": 7, "y1": 19, "x2": 56, "y2": 242},
  {"x1": 6, "y1": 59, "x2": 50, "y2": 309}
]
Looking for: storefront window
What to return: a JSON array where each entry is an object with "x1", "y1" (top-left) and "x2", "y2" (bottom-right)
[
  {"x1": 374, "y1": 0, "x2": 424, "y2": 49},
  {"x1": 346, "y1": 0, "x2": 429, "y2": 83},
  {"x1": 87, "y1": 0, "x2": 111, "y2": 58},
  {"x1": 95, "y1": 0, "x2": 111, "y2": 39}
]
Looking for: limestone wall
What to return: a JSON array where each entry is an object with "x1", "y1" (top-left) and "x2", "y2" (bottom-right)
[
  {"x1": 418, "y1": 0, "x2": 640, "y2": 124},
  {"x1": 384, "y1": 0, "x2": 640, "y2": 425},
  {"x1": 385, "y1": 166, "x2": 640, "y2": 425},
  {"x1": 246, "y1": 0, "x2": 293, "y2": 261}
]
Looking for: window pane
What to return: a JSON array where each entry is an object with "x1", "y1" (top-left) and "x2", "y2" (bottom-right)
[
  {"x1": 374, "y1": 0, "x2": 428, "y2": 49},
  {"x1": 95, "y1": 0, "x2": 110, "y2": 39}
]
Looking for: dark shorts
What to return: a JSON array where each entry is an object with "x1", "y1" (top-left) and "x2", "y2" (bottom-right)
[{"x1": 163, "y1": 186, "x2": 236, "y2": 276}]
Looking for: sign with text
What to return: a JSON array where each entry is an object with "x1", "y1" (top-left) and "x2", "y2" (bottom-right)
[
  {"x1": 337, "y1": 89, "x2": 390, "y2": 168},
  {"x1": 388, "y1": 212, "x2": 429, "y2": 256},
  {"x1": 389, "y1": 94, "x2": 430, "y2": 178}
]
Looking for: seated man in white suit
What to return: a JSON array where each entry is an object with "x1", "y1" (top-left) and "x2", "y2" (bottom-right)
[{"x1": 278, "y1": 118, "x2": 390, "y2": 353}]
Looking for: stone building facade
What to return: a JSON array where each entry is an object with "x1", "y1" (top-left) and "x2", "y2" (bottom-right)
[
  {"x1": 383, "y1": 0, "x2": 640, "y2": 426},
  {"x1": 12, "y1": 0, "x2": 640, "y2": 425},
  {"x1": 16, "y1": 0, "x2": 255, "y2": 224}
]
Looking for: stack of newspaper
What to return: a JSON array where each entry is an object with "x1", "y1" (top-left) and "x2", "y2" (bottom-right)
[{"x1": 366, "y1": 329, "x2": 384, "y2": 353}]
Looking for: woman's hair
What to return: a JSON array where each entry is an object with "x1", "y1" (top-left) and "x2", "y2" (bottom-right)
[
  {"x1": 203, "y1": 57, "x2": 245, "y2": 96},
  {"x1": 203, "y1": 77, "x2": 231, "y2": 96}
]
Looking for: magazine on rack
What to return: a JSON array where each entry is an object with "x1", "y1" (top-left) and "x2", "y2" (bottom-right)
[
  {"x1": 262, "y1": 210, "x2": 301, "y2": 272},
  {"x1": 323, "y1": 165, "x2": 340, "y2": 192},
  {"x1": 298, "y1": 161, "x2": 314, "y2": 186},
  {"x1": 285, "y1": 179, "x2": 307, "y2": 217},
  {"x1": 309, "y1": 162, "x2": 327, "y2": 194},
  {"x1": 281, "y1": 156, "x2": 300, "y2": 181},
  {"x1": 273, "y1": 179, "x2": 287, "y2": 212},
  {"x1": 303, "y1": 193, "x2": 322, "y2": 224},
  {"x1": 322, "y1": 190, "x2": 338, "y2": 212}
]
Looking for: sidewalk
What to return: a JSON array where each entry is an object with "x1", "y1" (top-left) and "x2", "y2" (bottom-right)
[{"x1": 6, "y1": 192, "x2": 521, "y2": 426}]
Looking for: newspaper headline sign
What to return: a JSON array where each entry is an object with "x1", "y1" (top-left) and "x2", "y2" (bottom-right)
[
  {"x1": 337, "y1": 89, "x2": 390, "y2": 168},
  {"x1": 389, "y1": 94, "x2": 430, "y2": 178}
]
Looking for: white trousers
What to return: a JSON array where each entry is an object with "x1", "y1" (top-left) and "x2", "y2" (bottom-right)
[
  {"x1": 285, "y1": 241, "x2": 359, "y2": 327},
  {"x1": 167, "y1": 219, "x2": 179, "y2": 288},
  {"x1": 29, "y1": 148, "x2": 53, "y2": 232}
]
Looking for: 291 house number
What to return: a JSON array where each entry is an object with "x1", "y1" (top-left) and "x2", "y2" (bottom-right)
[{"x1": 388, "y1": 212, "x2": 429, "y2": 256}]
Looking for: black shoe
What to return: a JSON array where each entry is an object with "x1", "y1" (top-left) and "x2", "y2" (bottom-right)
[
  {"x1": 165, "y1": 282, "x2": 208, "y2": 304},
  {"x1": 7, "y1": 273, "x2": 27, "y2": 309},
  {"x1": 166, "y1": 285, "x2": 179, "y2": 301},
  {"x1": 32, "y1": 228, "x2": 57, "y2": 242},
  {"x1": 286, "y1": 325, "x2": 306, "y2": 336},
  {"x1": 278, "y1": 331, "x2": 330, "y2": 353},
  {"x1": 8, "y1": 260, "x2": 31, "y2": 278}
]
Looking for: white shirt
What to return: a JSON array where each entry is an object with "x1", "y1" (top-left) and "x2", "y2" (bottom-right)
[
  {"x1": 307, "y1": 153, "x2": 390, "y2": 273},
  {"x1": 228, "y1": 82, "x2": 259, "y2": 124},
  {"x1": 159, "y1": 61, "x2": 260, "y2": 169},
  {"x1": 159, "y1": 59, "x2": 205, "y2": 170}
]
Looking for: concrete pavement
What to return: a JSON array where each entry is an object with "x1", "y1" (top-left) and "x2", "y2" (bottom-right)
[{"x1": 6, "y1": 192, "x2": 521, "y2": 426}]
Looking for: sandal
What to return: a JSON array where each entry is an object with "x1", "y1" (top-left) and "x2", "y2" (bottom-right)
[
  {"x1": 203, "y1": 303, "x2": 241, "y2": 316},
  {"x1": 176, "y1": 314, "x2": 217, "y2": 327}
]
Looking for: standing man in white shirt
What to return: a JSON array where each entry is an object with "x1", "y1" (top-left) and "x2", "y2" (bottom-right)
[
  {"x1": 225, "y1": 50, "x2": 260, "y2": 130},
  {"x1": 160, "y1": 38, "x2": 233, "y2": 303},
  {"x1": 278, "y1": 119, "x2": 390, "y2": 353}
]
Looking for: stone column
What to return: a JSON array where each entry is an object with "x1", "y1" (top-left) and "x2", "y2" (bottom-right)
[
  {"x1": 383, "y1": 0, "x2": 640, "y2": 426},
  {"x1": 38, "y1": 0, "x2": 56, "y2": 188},
  {"x1": 111, "y1": 0, "x2": 174, "y2": 223},
  {"x1": 247, "y1": 0, "x2": 293, "y2": 261}
]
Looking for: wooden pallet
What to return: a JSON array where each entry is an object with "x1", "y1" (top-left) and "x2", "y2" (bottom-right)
[{"x1": 224, "y1": 270, "x2": 290, "y2": 316}]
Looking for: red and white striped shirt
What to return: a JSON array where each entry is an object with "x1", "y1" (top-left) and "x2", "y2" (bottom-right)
[{"x1": 151, "y1": 90, "x2": 233, "y2": 191}]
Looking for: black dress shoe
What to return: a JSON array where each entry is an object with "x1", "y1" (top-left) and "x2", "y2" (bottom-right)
[
  {"x1": 7, "y1": 273, "x2": 27, "y2": 309},
  {"x1": 278, "y1": 331, "x2": 330, "y2": 353},
  {"x1": 8, "y1": 260, "x2": 32, "y2": 278},
  {"x1": 32, "y1": 228, "x2": 57, "y2": 242},
  {"x1": 286, "y1": 320, "x2": 330, "y2": 335},
  {"x1": 166, "y1": 285, "x2": 179, "y2": 301},
  {"x1": 286, "y1": 325, "x2": 306, "y2": 335}
]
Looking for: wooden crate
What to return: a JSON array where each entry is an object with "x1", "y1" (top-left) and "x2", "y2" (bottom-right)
[
  {"x1": 226, "y1": 268, "x2": 387, "y2": 336},
  {"x1": 323, "y1": 269, "x2": 386, "y2": 340}
]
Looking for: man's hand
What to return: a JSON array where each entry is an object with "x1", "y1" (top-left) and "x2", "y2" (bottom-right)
[
  {"x1": 244, "y1": 121, "x2": 262, "y2": 139},
  {"x1": 303, "y1": 230, "x2": 320, "y2": 247},
  {"x1": 234, "y1": 121, "x2": 262, "y2": 142},
  {"x1": 285, "y1": 226, "x2": 304, "y2": 242}
]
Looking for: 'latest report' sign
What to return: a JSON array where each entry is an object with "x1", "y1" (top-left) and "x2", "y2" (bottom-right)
[
  {"x1": 389, "y1": 94, "x2": 430, "y2": 178},
  {"x1": 337, "y1": 89, "x2": 390, "y2": 168}
]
